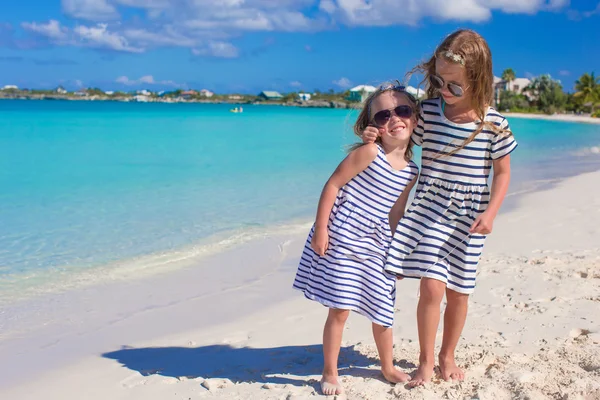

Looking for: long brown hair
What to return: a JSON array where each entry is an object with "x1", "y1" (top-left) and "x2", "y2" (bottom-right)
[
  {"x1": 351, "y1": 83, "x2": 418, "y2": 162},
  {"x1": 409, "y1": 29, "x2": 510, "y2": 155}
]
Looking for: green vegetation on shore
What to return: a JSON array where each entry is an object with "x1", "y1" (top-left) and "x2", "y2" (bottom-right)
[
  {"x1": 498, "y1": 70, "x2": 599, "y2": 117},
  {"x1": 1, "y1": 71, "x2": 598, "y2": 117}
]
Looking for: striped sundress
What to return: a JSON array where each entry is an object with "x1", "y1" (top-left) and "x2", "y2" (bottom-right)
[
  {"x1": 293, "y1": 144, "x2": 419, "y2": 327},
  {"x1": 385, "y1": 98, "x2": 518, "y2": 294}
]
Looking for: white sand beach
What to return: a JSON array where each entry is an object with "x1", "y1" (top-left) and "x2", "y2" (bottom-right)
[
  {"x1": 505, "y1": 112, "x2": 600, "y2": 125},
  {"x1": 1, "y1": 170, "x2": 600, "y2": 400}
]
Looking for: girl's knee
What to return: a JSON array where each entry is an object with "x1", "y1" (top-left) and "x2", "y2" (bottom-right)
[
  {"x1": 446, "y1": 288, "x2": 470, "y2": 304},
  {"x1": 328, "y1": 308, "x2": 350, "y2": 323},
  {"x1": 372, "y1": 322, "x2": 392, "y2": 332},
  {"x1": 420, "y1": 278, "x2": 446, "y2": 303}
]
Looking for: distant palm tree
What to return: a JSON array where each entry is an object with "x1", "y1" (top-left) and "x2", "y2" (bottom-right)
[
  {"x1": 574, "y1": 72, "x2": 600, "y2": 110},
  {"x1": 501, "y1": 68, "x2": 516, "y2": 91}
]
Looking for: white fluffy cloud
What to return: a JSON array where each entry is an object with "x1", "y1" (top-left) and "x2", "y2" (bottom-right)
[
  {"x1": 319, "y1": 0, "x2": 571, "y2": 26},
  {"x1": 333, "y1": 77, "x2": 352, "y2": 88},
  {"x1": 192, "y1": 41, "x2": 239, "y2": 58},
  {"x1": 74, "y1": 24, "x2": 143, "y2": 52},
  {"x1": 22, "y1": 20, "x2": 143, "y2": 53},
  {"x1": 62, "y1": 0, "x2": 119, "y2": 21},
  {"x1": 21, "y1": 20, "x2": 68, "y2": 41},
  {"x1": 20, "y1": 0, "x2": 574, "y2": 55}
]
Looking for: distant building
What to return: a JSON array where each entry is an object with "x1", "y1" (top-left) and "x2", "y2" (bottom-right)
[
  {"x1": 200, "y1": 89, "x2": 214, "y2": 98},
  {"x1": 55, "y1": 86, "x2": 67, "y2": 94},
  {"x1": 181, "y1": 90, "x2": 198, "y2": 100},
  {"x1": 495, "y1": 77, "x2": 531, "y2": 94},
  {"x1": 298, "y1": 93, "x2": 312, "y2": 101},
  {"x1": 258, "y1": 91, "x2": 283, "y2": 101},
  {"x1": 137, "y1": 89, "x2": 151, "y2": 96},
  {"x1": 494, "y1": 76, "x2": 532, "y2": 105},
  {"x1": 133, "y1": 95, "x2": 150, "y2": 102},
  {"x1": 104, "y1": 91, "x2": 115, "y2": 96},
  {"x1": 228, "y1": 95, "x2": 243, "y2": 100},
  {"x1": 74, "y1": 90, "x2": 88, "y2": 97},
  {"x1": 348, "y1": 85, "x2": 377, "y2": 102},
  {"x1": 2, "y1": 85, "x2": 18, "y2": 90}
]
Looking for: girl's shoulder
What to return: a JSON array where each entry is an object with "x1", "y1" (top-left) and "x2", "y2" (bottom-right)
[
  {"x1": 420, "y1": 97, "x2": 442, "y2": 110},
  {"x1": 484, "y1": 106, "x2": 509, "y2": 128},
  {"x1": 348, "y1": 142, "x2": 380, "y2": 166}
]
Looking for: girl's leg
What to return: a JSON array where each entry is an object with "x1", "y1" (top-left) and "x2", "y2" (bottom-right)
[
  {"x1": 410, "y1": 277, "x2": 446, "y2": 387},
  {"x1": 322, "y1": 308, "x2": 350, "y2": 395},
  {"x1": 372, "y1": 323, "x2": 410, "y2": 383},
  {"x1": 439, "y1": 288, "x2": 469, "y2": 381}
]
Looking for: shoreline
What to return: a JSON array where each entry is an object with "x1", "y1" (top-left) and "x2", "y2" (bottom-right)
[
  {"x1": 505, "y1": 111, "x2": 600, "y2": 125},
  {"x1": 3, "y1": 152, "x2": 600, "y2": 308},
  {"x1": 1, "y1": 168, "x2": 599, "y2": 399},
  {"x1": 3, "y1": 98, "x2": 600, "y2": 120}
]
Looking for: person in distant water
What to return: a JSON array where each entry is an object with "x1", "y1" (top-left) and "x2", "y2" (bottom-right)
[
  {"x1": 293, "y1": 82, "x2": 420, "y2": 395},
  {"x1": 361, "y1": 29, "x2": 517, "y2": 386}
]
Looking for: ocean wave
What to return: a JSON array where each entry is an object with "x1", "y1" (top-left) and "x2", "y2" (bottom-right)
[{"x1": 0, "y1": 220, "x2": 312, "y2": 305}]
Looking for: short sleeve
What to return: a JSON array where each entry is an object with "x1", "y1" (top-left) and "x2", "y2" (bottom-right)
[
  {"x1": 491, "y1": 118, "x2": 517, "y2": 160},
  {"x1": 411, "y1": 108, "x2": 425, "y2": 147}
]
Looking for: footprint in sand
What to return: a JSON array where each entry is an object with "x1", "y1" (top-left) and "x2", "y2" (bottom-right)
[
  {"x1": 569, "y1": 328, "x2": 591, "y2": 339},
  {"x1": 121, "y1": 373, "x2": 150, "y2": 388}
]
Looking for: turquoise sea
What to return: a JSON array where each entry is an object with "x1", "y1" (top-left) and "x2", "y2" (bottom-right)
[{"x1": 1, "y1": 100, "x2": 599, "y2": 302}]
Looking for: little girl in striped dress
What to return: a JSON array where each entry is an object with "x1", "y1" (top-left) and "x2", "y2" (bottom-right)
[
  {"x1": 293, "y1": 83, "x2": 419, "y2": 395},
  {"x1": 362, "y1": 29, "x2": 517, "y2": 386}
]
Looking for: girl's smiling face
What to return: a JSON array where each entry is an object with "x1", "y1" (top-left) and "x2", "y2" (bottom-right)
[{"x1": 369, "y1": 91, "x2": 416, "y2": 145}]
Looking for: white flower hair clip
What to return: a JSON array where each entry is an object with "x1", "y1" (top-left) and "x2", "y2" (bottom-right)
[{"x1": 443, "y1": 49, "x2": 465, "y2": 66}]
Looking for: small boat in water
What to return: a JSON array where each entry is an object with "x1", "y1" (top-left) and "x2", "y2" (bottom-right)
[{"x1": 229, "y1": 106, "x2": 244, "y2": 113}]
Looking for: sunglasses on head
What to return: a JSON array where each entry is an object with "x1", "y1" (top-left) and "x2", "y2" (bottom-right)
[
  {"x1": 429, "y1": 74, "x2": 466, "y2": 98},
  {"x1": 371, "y1": 105, "x2": 413, "y2": 127}
]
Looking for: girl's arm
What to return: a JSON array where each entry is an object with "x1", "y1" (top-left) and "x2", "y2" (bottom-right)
[
  {"x1": 311, "y1": 143, "x2": 379, "y2": 255},
  {"x1": 470, "y1": 155, "x2": 511, "y2": 234},
  {"x1": 389, "y1": 174, "x2": 418, "y2": 234}
]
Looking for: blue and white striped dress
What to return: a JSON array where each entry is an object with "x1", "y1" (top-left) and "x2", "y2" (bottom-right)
[
  {"x1": 293, "y1": 144, "x2": 419, "y2": 327},
  {"x1": 385, "y1": 98, "x2": 517, "y2": 294}
]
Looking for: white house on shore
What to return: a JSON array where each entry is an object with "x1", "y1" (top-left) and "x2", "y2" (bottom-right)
[
  {"x1": 348, "y1": 85, "x2": 377, "y2": 102},
  {"x1": 297, "y1": 92, "x2": 312, "y2": 101},
  {"x1": 200, "y1": 89, "x2": 214, "y2": 97},
  {"x1": 2, "y1": 85, "x2": 18, "y2": 90},
  {"x1": 494, "y1": 76, "x2": 531, "y2": 94},
  {"x1": 493, "y1": 76, "x2": 532, "y2": 105}
]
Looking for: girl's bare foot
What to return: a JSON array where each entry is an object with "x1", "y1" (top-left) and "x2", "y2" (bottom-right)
[
  {"x1": 408, "y1": 361, "x2": 435, "y2": 387},
  {"x1": 320, "y1": 374, "x2": 344, "y2": 395},
  {"x1": 439, "y1": 355, "x2": 465, "y2": 381},
  {"x1": 381, "y1": 366, "x2": 410, "y2": 383}
]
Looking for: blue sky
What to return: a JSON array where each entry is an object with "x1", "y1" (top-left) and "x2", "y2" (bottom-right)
[{"x1": 0, "y1": 0, "x2": 598, "y2": 94}]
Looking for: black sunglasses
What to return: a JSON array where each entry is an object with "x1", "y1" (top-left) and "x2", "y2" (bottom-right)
[
  {"x1": 371, "y1": 105, "x2": 413, "y2": 127},
  {"x1": 429, "y1": 74, "x2": 466, "y2": 98}
]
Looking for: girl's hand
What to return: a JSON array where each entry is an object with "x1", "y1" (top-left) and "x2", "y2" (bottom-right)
[
  {"x1": 361, "y1": 125, "x2": 382, "y2": 143},
  {"x1": 311, "y1": 228, "x2": 329, "y2": 256},
  {"x1": 469, "y1": 211, "x2": 494, "y2": 235}
]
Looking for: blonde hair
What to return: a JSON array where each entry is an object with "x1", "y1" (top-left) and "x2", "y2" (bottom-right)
[
  {"x1": 409, "y1": 29, "x2": 510, "y2": 155},
  {"x1": 351, "y1": 83, "x2": 418, "y2": 161}
]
